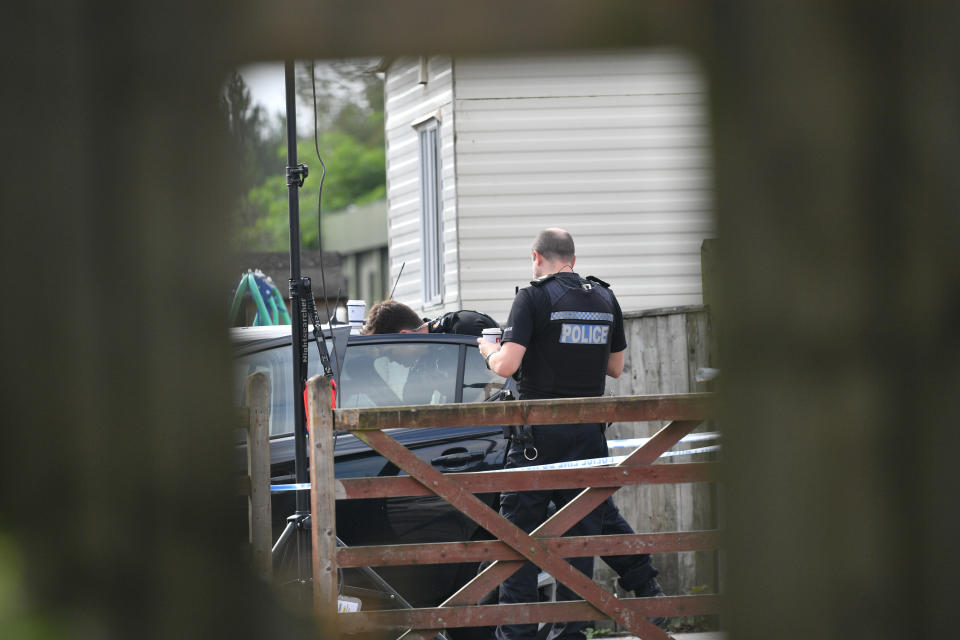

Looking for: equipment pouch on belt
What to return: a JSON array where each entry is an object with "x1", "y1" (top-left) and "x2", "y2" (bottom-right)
[{"x1": 485, "y1": 387, "x2": 538, "y2": 460}]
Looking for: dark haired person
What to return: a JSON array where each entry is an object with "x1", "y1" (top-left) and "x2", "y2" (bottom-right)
[
  {"x1": 363, "y1": 299, "x2": 498, "y2": 337},
  {"x1": 360, "y1": 300, "x2": 498, "y2": 405},
  {"x1": 362, "y1": 299, "x2": 425, "y2": 335},
  {"x1": 478, "y1": 228, "x2": 663, "y2": 640}
]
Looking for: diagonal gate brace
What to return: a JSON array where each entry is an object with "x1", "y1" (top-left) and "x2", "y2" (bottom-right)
[
  {"x1": 401, "y1": 419, "x2": 702, "y2": 640},
  {"x1": 354, "y1": 428, "x2": 663, "y2": 639},
  {"x1": 355, "y1": 419, "x2": 701, "y2": 640}
]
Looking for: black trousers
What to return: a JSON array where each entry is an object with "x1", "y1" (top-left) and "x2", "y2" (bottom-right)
[
  {"x1": 495, "y1": 423, "x2": 607, "y2": 640},
  {"x1": 597, "y1": 498, "x2": 659, "y2": 592}
]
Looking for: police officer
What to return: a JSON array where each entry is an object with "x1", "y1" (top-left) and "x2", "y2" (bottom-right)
[
  {"x1": 478, "y1": 228, "x2": 632, "y2": 640},
  {"x1": 366, "y1": 297, "x2": 664, "y2": 631}
]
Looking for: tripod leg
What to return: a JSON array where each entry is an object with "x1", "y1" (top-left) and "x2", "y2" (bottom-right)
[
  {"x1": 272, "y1": 520, "x2": 297, "y2": 556},
  {"x1": 273, "y1": 521, "x2": 451, "y2": 640},
  {"x1": 336, "y1": 537, "x2": 451, "y2": 640}
]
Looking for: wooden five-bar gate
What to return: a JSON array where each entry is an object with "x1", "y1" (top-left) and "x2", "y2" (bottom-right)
[{"x1": 305, "y1": 375, "x2": 720, "y2": 640}]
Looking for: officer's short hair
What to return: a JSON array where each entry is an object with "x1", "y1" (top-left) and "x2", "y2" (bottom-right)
[
  {"x1": 363, "y1": 300, "x2": 423, "y2": 334},
  {"x1": 532, "y1": 228, "x2": 575, "y2": 262}
]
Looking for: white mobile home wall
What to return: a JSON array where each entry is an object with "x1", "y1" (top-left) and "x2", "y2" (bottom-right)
[
  {"x1": 384, "y1": 50, "x2": 713, "y2": 321},
  {"x1": 383, "y1": 56, "x2": 462, "y2": 315}
]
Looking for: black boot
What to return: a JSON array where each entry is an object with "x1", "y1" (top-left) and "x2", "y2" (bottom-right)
[{"x1": 634, "y1": 578, "x2": 668, "y2": 629}]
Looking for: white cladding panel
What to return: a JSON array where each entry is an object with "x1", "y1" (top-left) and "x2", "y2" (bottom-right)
[
  {"x1": 384, "y1": 56, "x2": 461, "y2": 318},
  {"x1": 453, "y1": 50, "x2": 714, "y2": 321}
]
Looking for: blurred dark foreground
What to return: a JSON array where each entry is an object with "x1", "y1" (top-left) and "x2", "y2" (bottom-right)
[{"x1": 1, "y1": 2, "x2": 958, "y2": 639}]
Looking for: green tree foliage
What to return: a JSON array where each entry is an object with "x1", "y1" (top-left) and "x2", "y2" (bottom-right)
[
  {"x1": 220, "y1": 72, "x2": 282, "y2": 231},
  {"x1": 239, "y1": 134, "x2": 386, "y2": 250},
  {"x1": 225, "y1": 60, "x2": 386, "y2": 251}
]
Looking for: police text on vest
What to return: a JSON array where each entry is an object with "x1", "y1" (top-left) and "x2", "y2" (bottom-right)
[{"x1": 559, "y1": 323, "x2": 610, "y2": 345}]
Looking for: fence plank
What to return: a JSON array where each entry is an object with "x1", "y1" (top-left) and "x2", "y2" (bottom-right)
[
  {"x1": 343, "y1": 595, "x2": 721, "y2": 633},
  {"x1": 685, "y1": 310, "x2": 710, "y2": 394},
  {"x1": 245, "y1": 372, "x2": 272, "y2": 582},
  {"x1": 336, "y1": 462, "x2": 719, "y2": 499},
  {"x1": 337, "y1": 530, "x2": 722, "y2": 567},
  {"x1": 335, "y1": 393, "x2": 712, "y2": 430},
  {"x1": 406, "y1": 420, "x2": 700, "y2": 640},
  {"x1": 356, "y1": 429, "x2": 672, "y2": 640},
  {"x1": 658, "y1": 313, "x2": 690, "y2": 394},
  {"x1": 308, "y1": 375, "x2": 339, "y2": 623},
  {"x1": 639, "y1": 316, "x2": 661, "y2": 398}
]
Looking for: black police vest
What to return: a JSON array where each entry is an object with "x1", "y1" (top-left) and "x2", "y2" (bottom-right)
[{"x1": 516, "y1": 272, "x2": 617, "y2": 400}]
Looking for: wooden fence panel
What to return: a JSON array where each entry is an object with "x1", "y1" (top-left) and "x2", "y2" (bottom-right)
[
  {"x1": 339, "y1": 595, "x2": 722, "y2": 634},
  {"x1": 337, "y1": 530, "x2": 722, "y2": 568},
  {"x1": 333, "y1": 462, "x2": 719, "y2": 499},
  {"x1": 308, "y1": 374, "x2": 718, "y2": 639},
  {"x1": 245, "y1": 372, "x2": 272, "y2": 582},
  {"x1": 308, "y1": 376, "x2": 339, "y2": 623},
  {"x1": 603, "y1": 307, "x2": 717, "y2": 599}
]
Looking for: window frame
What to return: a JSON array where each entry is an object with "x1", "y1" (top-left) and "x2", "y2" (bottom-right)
[
  {"x1": 415, "y1": 117, "x2": 444, "y2": 306},
  {"x1": 336, "y1": 340, "x2": 462, "y2": 409}
]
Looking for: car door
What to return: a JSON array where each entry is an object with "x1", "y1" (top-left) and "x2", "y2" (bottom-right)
[
  {"x1": 234, "y1": 333, "x2": 509, "y2": 605},
  {"x1": 332, "y1": 336, "x2": 509, "y2": 605}
]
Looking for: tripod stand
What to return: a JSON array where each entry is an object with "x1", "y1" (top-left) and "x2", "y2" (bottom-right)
[{"x1": 280, "y1": 58, "x2": 315, "y2": 598}]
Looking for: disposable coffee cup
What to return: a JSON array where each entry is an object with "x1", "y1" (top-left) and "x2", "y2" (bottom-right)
[
  {"x1": 346, "y1": 299, "x2": 366, "y2": 324},
  {"x1": 481, "y1": 327, "x2": 503, "y2": 344}
]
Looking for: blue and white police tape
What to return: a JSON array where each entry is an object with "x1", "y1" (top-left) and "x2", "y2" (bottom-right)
[
  {"x1": 268, "y1": 440, "x2": 722, "y2": 493},
  {"x1": 503, "y1": 445, "x2": 720, "y2": 473},
  {"x1": 271, "y1": 483, "x2": 313, "y2": 492},
  {"x1": 606, "y1": 431, "x2": 720, "y2": 450}
]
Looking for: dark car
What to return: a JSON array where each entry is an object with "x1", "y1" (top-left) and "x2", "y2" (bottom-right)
[{"x1": 232, "y1": 325, "x2": 509, "y2": 607}]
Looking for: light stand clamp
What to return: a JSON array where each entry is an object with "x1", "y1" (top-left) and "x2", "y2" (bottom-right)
[{"x1": 286, "y1": 163, "x2": 309, "y2": 188}]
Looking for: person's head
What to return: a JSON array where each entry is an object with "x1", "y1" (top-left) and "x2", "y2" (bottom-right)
[
  {"x1": 531, "y1": 227, "x2": 576, "y2": 278},
  {"x1": 363, "y1": 300, "x2": 427, "y2": 334},
  {"x1": 427, "y1": 310, "x2": 499, "y2": 336}
]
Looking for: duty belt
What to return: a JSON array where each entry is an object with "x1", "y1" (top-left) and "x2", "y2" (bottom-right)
[{"x1": 487, "y1": 388, "x2": 539, "y2": 461}]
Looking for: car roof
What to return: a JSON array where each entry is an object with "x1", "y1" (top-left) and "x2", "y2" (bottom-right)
[
  {"x1": 230, "y1": 324, "x2": 293, "y2": 343},
  {"x1": 230, "y1": 324, "x2": 479, "y2": 355}
]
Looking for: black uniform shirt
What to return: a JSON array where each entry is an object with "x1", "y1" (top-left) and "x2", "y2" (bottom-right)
[{"x1": 502, "y1": 272, "x2": 626, "y2": 400}]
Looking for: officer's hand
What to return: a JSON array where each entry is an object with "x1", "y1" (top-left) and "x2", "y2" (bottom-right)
[{"x1": 477, "y1": 336, "x2": 501, "y2": 359}]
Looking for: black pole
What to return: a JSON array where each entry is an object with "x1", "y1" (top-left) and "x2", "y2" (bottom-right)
[{"x1": 284, "y1": 59, "x2": 311, "y2": 586}]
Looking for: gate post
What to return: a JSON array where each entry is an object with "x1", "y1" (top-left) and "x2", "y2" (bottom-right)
[
  {"x1": 245, "y1": 372, "x2": 272, "y2": 582},
  {"x1": 307, "y1": 375, "x2": 339, "y2": 624}
]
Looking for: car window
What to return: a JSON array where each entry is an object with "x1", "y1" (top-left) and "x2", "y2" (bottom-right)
[
  {"x1": 462, "y1": 345, "x2": 507, "y2": 402},
  {"x1": 234, "y1": 339, "x2": 505, "y2": 435},
  {"x1": 338, "y1": 342, "x2": 459, "y2": 408},
  {"x1": 234, "y1": 340, "x2": 329, "y2": 436}
]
